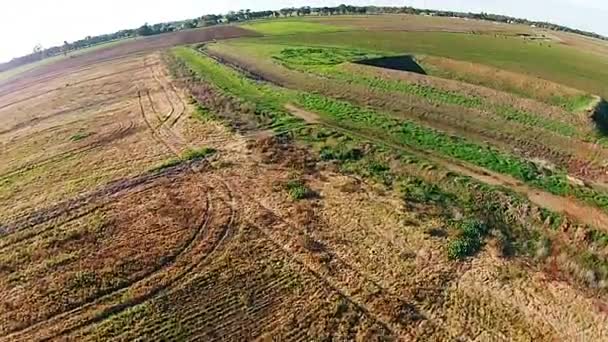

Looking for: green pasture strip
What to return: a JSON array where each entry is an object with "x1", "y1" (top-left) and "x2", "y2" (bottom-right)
[
  {"x1": 420, "y1": 59, "x2": 596, "y2": 113},
  {"x1": 254, "y1": 30, "x2": 608, "y2": 98},
  {"x1": 295, "y1": 93, "x2": 608, "y2": 212},
  {"x1": 174, "y1": 44, "x2": 608, "y2": 213},
  {"x1": 172, "y1": 46, "x2": 301, "y2": 131},
  {"x1": 272, "y1": 46, "x2": 580, "y2": 138}
]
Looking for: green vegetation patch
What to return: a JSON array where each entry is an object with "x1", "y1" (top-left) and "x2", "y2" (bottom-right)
[
  {"x1": 69, "y1": 131, "x2": 92, "y2": 142},
  {"x1": 181, "y1": 147, "x2": 216, "y2": 161},
  {"x1": 295, "y1": 92, "x2": 608, "y2": 212},
  {"x1": 274, "y1": 47, "x2": 381, "y2": 66},
  {"x1": 551, "y1": 94, "x2": 595, "y2": 112},
  {"x1": 286, "y1": 179, "x2": 313, "y2": 200},
  {"x1": 448, "y1": 219, "x2": 490, "y2": 260}
]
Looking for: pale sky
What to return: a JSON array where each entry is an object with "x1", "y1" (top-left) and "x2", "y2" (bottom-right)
[{"x1": 0, "y1": 0, "x2": 606, "y2": 63}]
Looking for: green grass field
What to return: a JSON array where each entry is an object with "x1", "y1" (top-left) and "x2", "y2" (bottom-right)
[{"x1": 241, "y1": 28, "x2": 608, "y2": 98}]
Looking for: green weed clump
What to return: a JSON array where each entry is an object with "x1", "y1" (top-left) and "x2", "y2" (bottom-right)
[
  {"x1": 551, "y1": 94, "x2": 595, "y2": 112},
  {"x1": 286, "y1": 180, "x2": 312, "y2": 200},
  {"x1": 274, "y1": 47, "x2": 380, "y2": 66},
  {"x1": 319, "y1": 145, "x2": 363, "y2": 161},
  {"x1": 70, "y1": 132, "x2": 92, "y2": 141},
  {"x1": 401, "y1": 177, "x2": 453, "y2": 204},
  {"x1": 181, "y1": 147, "x2": 216, "y2": 161},
  {"x1": 448, "y1": 219, "x2": 489, "y2": 260}
]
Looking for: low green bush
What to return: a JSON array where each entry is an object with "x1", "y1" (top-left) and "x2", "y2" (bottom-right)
[
  {"x1": 286, "y1": 180, "x2": 312, "y2": 200},
  {"x1": 448, "y1": 219, "x2": 489, "y2": 259}
]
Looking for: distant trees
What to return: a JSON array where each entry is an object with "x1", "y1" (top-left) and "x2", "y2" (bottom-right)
[{"x1": 137, "y1": 23, "x2": 154, "y2": 36}]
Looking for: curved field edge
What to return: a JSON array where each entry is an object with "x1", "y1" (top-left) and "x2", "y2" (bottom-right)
[{"x1": 170, "y1": 46, "x2": 608, "y2": 293}]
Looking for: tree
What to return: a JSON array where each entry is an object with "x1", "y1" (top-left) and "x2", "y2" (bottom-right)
[
  {"x1": 32, "y1": 44, "x2": 43, "y2": 54},
  {"x1": 182, "y1": 20, "x2": 197, "y2": 29},
  {"x1": 62, "y1": 41, "x2": 70, "y2": 56},
  {"x1": 136, "y1": 23, "x2": 154, "y2": 36}
]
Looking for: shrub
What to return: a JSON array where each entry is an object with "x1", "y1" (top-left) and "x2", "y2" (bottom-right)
[
  {"x1": 286, "y1": 180, "x2": 312, "y2": 200},
  {"x1": 448, "y1": 219, "x2": 489, "y2": 260}
]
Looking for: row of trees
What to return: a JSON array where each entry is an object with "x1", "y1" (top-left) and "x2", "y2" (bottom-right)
[{"x1": 2, "y1": 4, "x2": 606, "y2": 73}]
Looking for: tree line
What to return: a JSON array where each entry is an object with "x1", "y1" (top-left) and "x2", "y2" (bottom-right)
[{"x1": 2, "y1": 4, "x2": 605, "y2": 73}]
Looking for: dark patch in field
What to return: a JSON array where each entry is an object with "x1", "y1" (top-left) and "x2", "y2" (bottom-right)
[
  {"x1": 355, "y1": 55, "x2": 427, "y2": 75},
  {"x1": 591, "y1": 98, "x2": 608, "y2": 136}
]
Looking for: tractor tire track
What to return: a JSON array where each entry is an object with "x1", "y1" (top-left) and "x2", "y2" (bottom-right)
[{"x1": 0, "y1": 120, "x2": 137, "y2": 180}]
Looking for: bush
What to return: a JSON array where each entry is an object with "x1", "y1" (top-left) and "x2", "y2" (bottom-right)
[
  {"x1": 447, "y1": 219, "x2": 488, "y2": 260},
  {"x1": 286, "y1": 180, "x2": 312, "y2": 200}
]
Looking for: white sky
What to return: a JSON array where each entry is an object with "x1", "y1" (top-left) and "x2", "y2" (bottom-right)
[{"x1": 0, "y1": 0, "x2": 606, "y2": 63}]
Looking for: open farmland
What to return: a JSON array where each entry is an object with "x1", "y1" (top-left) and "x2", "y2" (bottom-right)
[{"x1": 1, "y1": 15, "x2": 608, "y2": 341}]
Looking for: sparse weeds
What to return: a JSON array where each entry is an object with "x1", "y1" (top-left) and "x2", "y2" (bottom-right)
[
  {"x1": 181, "y1": 147, "x2": 216, "y2": 161},
  {"x1": 150, "y1": 147, "x2": 216, "y2": 172},
  {"x1": 286, "y1": 179, "x2": 313, "y2": 200},
  {"x1": 69, "y1": 131, "x2": 92, "y2": 142},
  {"x1": 447, "y1": 219, "x2": 489, "y2": 260}
]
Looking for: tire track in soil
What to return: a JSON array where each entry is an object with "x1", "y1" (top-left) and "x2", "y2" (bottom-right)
[
  {"x1": 0, "y1": 64, "x2": 156, "y2": 109},
  {"x1": 0, "y1": 162, "x2": 189, "y2": 237},
  {"x1": 149, "y1": 63, "x2": 176, "y2": 128},
  {"x1": 2, "y1": 60, "x2": 230, "y2": 339},
  {"x1": 22, "y1": 62, "x2": 240, "y2": 340},
  {"x1": 1, "y1": 165, "x2": 222, "y2": 341},
  {"x1": 0, "y1": 120, "x2": 137, "y2": 180}
]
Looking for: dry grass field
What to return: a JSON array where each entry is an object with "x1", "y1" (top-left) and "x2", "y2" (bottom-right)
[{"x1": 1, "y1": 16, "x2": 608, "y2": 341}]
